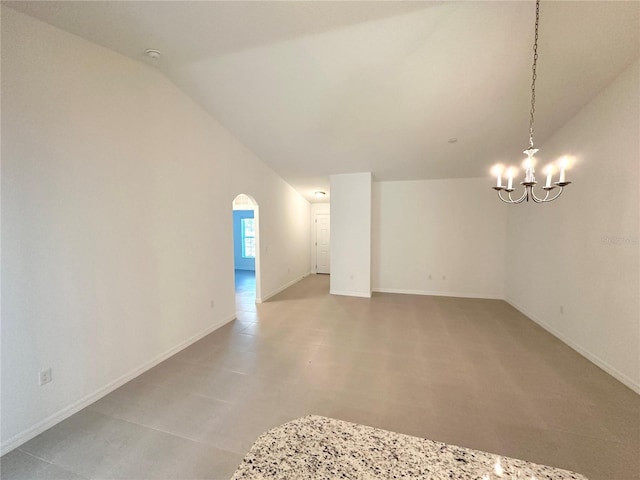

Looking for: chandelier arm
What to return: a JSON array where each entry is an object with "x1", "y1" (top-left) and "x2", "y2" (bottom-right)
[
  {"x1": 540, "y1": 186, "x2": 564, "y2": 203},
  {"x1": 497, "y1": 189, "x2": 528, "y2": 204},
  {"x1": 509, "y1": 188, "x2": 528, "y2": 204},
  {"x1": 497, "y1": 191, "x2": 516, "y2": 204},
  {"x1": 529, "y1": 186, "x2": 550, "y2": 203}
]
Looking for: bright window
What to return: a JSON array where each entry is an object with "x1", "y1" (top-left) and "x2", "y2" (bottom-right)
[{"x1": 241, "y1": 218, "x2": 256, "y2": 258}]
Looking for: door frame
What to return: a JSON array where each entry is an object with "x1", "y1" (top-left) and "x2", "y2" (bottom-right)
[
  {"x1": 232, "y1": 194, "x2": 262, "y2": 303},
  {"x1": 314, "y1": 212, "x2": 330, "y2": 274}
]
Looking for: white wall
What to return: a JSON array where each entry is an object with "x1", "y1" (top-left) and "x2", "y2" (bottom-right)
[
  {"x1": 1, "y1": 7, "x2": 310, "y2": 453},
  {"x1": 310, "y1": 203, "x2": 330, "y2": 274},
  {"x1": 372, "y1": 178, "x2": 506, "y2": 298},
  {"x1": 505, "y1": 59, "x2": 640, "y2": 393},
  {"x1": 329, "y1": 173, "x2": 372, "y2": 297}
]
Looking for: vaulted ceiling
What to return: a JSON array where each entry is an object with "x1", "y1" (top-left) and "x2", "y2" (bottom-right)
[{"x1": 6, "y1": 1, "x2": 639, "y2": 202}]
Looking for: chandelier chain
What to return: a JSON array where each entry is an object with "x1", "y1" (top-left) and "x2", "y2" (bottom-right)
[{"x1": 528, "y1": 0, "x2": 540, "y2": 149}]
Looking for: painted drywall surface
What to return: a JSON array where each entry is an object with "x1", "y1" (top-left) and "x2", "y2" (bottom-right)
[
  {"x1": 233, "y1": 210, "x2": 256, "y2": 271},
  {"x1": 310, "y1": 203, "x2": 330, "y2": 274},
  {"x1": 505, "y1": 59, "x2": 640, "y2": 392},
  {"x1": 1, "y1": 7, "x2": 310, "y2": 450},
  {"x1": 372, "y1": 178, "x2": 506, "y2": 298},
  {"x1": 329, "y1": 173, "x2": 372, "y2": 297}
]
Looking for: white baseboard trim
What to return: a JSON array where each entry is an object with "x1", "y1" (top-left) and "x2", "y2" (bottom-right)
[
  {"x1": 0, "y1": 313, "x2": 236, "y2": 456},
  {"x1": 330, "y1": 289, "x2": 372, "y2": 298},
  {"x1": 505, "y1": 298, "x2": 640, "y2": 395},
  {"x1": 256, "y1": 272, "x2": 310, "y2": 303},
  {"x1": 373, "y1": 287, "x2": 503, "y2": 300}
]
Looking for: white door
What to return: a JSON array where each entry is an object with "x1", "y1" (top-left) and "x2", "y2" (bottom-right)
[{"x1": 315, "y1": 213, "x2": 330, "y2": 274}]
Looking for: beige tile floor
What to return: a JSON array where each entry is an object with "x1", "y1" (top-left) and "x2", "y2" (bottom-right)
[{"x1": 2, "y1": 274, "x2": 639, "y2": 480}]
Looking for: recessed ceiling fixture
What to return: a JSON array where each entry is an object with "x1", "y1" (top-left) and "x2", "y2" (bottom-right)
[
  {"x1": 314, "y1": 191, "x2": 326, "y2": 198},
  {"x1": 144, "y1": 49, "x2": 162, "y2": 59},
  {"x1": 491, "y1": 0, "x2": 572, "y2": 204}
]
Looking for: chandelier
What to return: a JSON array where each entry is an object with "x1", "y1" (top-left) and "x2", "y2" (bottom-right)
[{"x1": 491, "y1": 0, "x2": 571, "y2": 204}]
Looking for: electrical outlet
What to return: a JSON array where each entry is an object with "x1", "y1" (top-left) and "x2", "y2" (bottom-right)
[
  {"x1": 210, "y1": 300, "x2": 215, "y2": 309},
  {"x1": 39, "y1": 368, "x2": 52, "y2": 386}
]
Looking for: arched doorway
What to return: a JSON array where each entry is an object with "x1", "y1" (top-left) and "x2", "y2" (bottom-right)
[{"x1": 232, "y1": 194, "x2": 261, "y2": 308}]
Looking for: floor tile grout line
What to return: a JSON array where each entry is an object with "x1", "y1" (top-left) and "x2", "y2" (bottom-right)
[
  {"x1": 96, "y1": 374, "x2": 242, "y2": 407},
  {"x1": 86, "y1": 410, "x2": 247, "y2": 458},
  {"x1": 15, "y1": 448, "x2": 91, "y2": 480}
]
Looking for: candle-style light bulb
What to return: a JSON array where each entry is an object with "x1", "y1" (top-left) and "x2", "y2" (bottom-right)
[
  {"x1": 558, "y1": 157, "x2": 568, "y2": 183},
  {"x1": 491, "y1": 165, "x2": 504, "y2": 188},
  {"x1": 507, "y1": 168, "x2": 514, "y2": 190},
  {"x1": 544, "y1": 165, "x2": 553, "y2": 188}
]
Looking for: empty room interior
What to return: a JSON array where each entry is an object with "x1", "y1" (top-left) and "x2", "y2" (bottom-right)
[{"x1": 1, "y1": 1, "x2": 638, "y2": 480}]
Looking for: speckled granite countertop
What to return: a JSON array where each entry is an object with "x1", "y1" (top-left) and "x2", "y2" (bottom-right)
[{"x1": 231, "y1": 415, "x2": 587, "y2": 480}]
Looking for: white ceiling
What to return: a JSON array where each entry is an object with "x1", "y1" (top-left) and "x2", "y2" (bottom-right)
[{"x1": 6, "y1": 1, "x2": 639, "y2": 202}]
